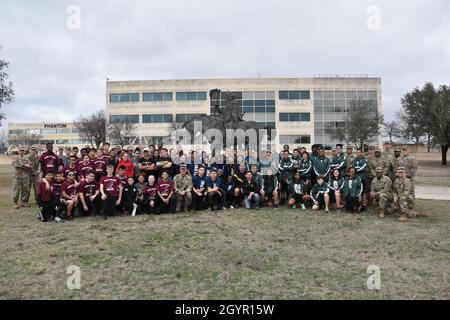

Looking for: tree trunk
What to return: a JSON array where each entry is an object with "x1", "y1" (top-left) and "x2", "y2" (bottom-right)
[
  {"x1": 442, "y1": 144, "x2": 449, "y2": 166},
  {"x1": 427, "y1": 134, "x2": 431, "y2": 153}
]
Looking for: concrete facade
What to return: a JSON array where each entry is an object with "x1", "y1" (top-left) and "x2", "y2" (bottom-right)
[{"x1": 105, "y1": 76, "x2": 383, "y2": 151}]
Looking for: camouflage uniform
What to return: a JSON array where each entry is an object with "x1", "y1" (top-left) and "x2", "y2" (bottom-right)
[
  {"x1": 12, "y1": 154, "x2": 31, "y2": 205},
  {"x1": 389, "y1": 155, "x2": 407, "y2": 181},
  {"x1": 369, "y1": 155, "x2": 388, "y2": 177},
  {"x1": 26, "y1": 153, "x2": 40, "y2": 203},
  {"x1": 173, "y1": 172, "x2": 193, "y2": 211},
  {"x1": 393, "y1": 176, "x2": 415, "y2": 217},
  {"x1": 402, "y1": 154, "x2": 418, "y2": 201},
  {"x1": 371, "y1": 175, "x2": 393, "y2": 210}
]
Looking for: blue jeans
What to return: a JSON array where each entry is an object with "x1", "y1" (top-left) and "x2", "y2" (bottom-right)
[{"x1": 244, "y1": 193, "x2": 260, "y2": 209}]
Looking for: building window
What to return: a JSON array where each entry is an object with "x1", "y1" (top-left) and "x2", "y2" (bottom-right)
[
  {"x1": 39, "y1": 140, "x2": 55, "y2": 145},
  {"x1": 176, "y1": 92, "x2": 207, "y2": 101},
  {"x1": 143, "y1": 92, "x2": 173, "y2": 102},
  {"x1": 142, "y1": 114, "x2": 173, "y2": 123},
  {"x1": 56, "y1": 140, "x2": 70, "y2": 145},
  {"x1": 175, "y1": 114, "x2": 206, "y2": 122},
  {"x1": 72, "y1": 140, "x2": 89, "y2": 145},
  {"x1": 279, "y1": 113, "x2": 310, "y2": 122},
  {"x1": 41, "y1": 129, "x2": 57, "y2": 135},
  {"x1": 279, "y1": 135, "x2": 311, "y2": 145},
  {"x1": 9, "y1": 130, "x2": 24, "y2": 135},
  {"x1": 25, "y1": 129, "x2": 41, "y2": 135},
  {"x1": 57, "y1": 129, "x2": 71, "y2": 134},
  {"x1": 110, "y1": 93, "x2": 140, "y2": 103},
  {"x1": 110, "y1": 115, "x2": 140, "y2": 123},
  {"x1": 72, "y1": 129, "x2": 80, "y2": 134},
  {"x1": 279, "y1": 90, "x2": 310, "y2": 100}
]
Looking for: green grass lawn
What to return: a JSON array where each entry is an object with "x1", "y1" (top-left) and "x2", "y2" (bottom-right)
[{"x1": 0, "y1": 165, "x2": 449, "y2": 300}]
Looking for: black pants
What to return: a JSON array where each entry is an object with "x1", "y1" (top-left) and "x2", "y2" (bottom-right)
[
  {"x1": 158, "y1": 196, "x2": 176, "y2": 213},
  {"x1": 41, "y1": 201, "x2": 56, "y2": 221},
  {"x1": 192, "y1": 192, "x2": 205, "y2": 210},
  {"x1": 224, "y1": 191, "x2": 235, "y2": 207},
  {"x1": 345, "y1": 196, "x2": 360, "y2": 212},
  {"x1": 102, "y1": 196, "x2": 118, "y2": 217},
  {"x1": 207, "y1": 190, "x2": 225, "y2": 209},
  {"x1": 79, "y1": 197, "x2": 102, "y2": 216},
  {"x1": 123, "y1": 201, "x2": 138, "y2": 214},
  {"x1": 143, "y1": 198, "x2": 160, "y2": 214}
]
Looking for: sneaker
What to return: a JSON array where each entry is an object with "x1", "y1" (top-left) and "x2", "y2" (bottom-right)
[
  {"x1": 292, "y1": 205, "x2": 297, "y2": 209},
  {"x1": 325, "y1": 208, "x2": 330, "y2": 213},
  {"x1": 67, "y1": 216, "x2": 73, "y2": 223},
  {"x1": 301, "y1": 204, "x2": 306, "y2": 210},
  {"x1": 54, "y1": 217, "x2": 64, "y2": 224},
  {"x1": 274, "y1": 204, "x2": 279, "y2": 209},
  {"x1": 229, "y1": 205, "x2": 234, "y2": 209},
  {"x1": 256, "y1": 207, "x2": 260, "y2": 210},
  {"x1": 222, "y1": 207, "x2": 226, "y2": 211},
  {"x1": 37, "y1": 211, "x2": 43, "y2": 220}
]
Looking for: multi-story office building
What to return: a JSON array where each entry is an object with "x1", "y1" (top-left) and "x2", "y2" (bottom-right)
[
  {"x1": 105, "y1": 76, "x2": 382, "y2": 150},
  {"x1": 7, "y1": 122, "x2": 89, "y2": 152}
]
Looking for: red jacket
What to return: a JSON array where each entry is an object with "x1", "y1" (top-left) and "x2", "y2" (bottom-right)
[{"x1": 116, "y1": 159, "x2": 135, "y2": 178}]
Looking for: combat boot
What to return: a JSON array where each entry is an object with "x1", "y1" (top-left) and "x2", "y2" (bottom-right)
[
  {"x1": 415, "y1": 210, "x2": 429, "y2": 217},
  {"x1": 176, "y1": 202, "x2": 181, "y2": 213},
  {"x1": 13, "y1": 202, "x2": 20, "y2": 209},
  {"x1": 378, "y1": 209, "x2": 385, "y2": 218},
  {"x1": 399, "y1": 213, "x2": 408, "y2": 222}
]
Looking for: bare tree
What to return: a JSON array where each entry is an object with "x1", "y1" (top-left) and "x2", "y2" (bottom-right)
[
  {"x1": 0, "y1": 45, "x2": 15, "y2": 126},
  {"x1": 383, "y1": 120, "x2": 402, "y2": 144},
  {"x1": 9, "y1": 133, "x2": 42, "y2": 149},
  {"x1": 327, "y1": 98, "x2": 384, "y2": 149},
  {"x1": 108, "y1": 120, "x2": 137, "y2": 148},
  {"x1": 74, "y1": 110, "x2": 107, "y2": 149}
]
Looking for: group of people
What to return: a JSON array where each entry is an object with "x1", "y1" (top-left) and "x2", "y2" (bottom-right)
[{"x1": 11, "y1": 141, "x2": 426, "y2": 223}]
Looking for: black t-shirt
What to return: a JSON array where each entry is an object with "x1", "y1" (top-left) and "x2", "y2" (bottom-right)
[{"x1": 138, "y1": 156, "x2": 156, "y2": 177}]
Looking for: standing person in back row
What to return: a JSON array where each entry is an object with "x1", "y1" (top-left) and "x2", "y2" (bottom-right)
[
  {"x1": 352, "y1": 148, "x2": 369, "y2": 210},
  {"x1": 100, "y1": 165, "x2": 123, "y2": 220},
  {"x1": 12, "y1": 146, "x2": 31, "y2": 209},
  {"x1": 40, "y1": 143, "x2": 60, "y2": 175},
  {"x1": 312, "y1": 147, "x2": 331, "y2": 181}
]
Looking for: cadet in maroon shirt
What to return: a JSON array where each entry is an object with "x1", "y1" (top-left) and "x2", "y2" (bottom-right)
[
  {"x1": 100, "y1": 165, "x2": 123, "y2": 220},
  {"x1": 93, "y1": 149, "x2": 107, "y2": 180},
  {"x1": 37, "y1": 172, "x2": 55, "y2": 222},
  {"x1": 77, "y1": 155, "x2": 94, "y2": 180},
  {"x1": 62, "y1": 155, "x2": 79, "y2": 179},
  {"x1": 61, "y1": 172, "x2": 79, "y2": 221},
  {"x1": 143, "y1": 175, "x2": 158, "y2": 214},
  {"x1": 52, "y1": 172, "x2": 65, "y2": 218},
  {"x1": 157, "y1": 171, "x2": 175, "y2": 214},
  {"x1": 39, "y1": 143, "x2": 60, "y2": 174},
  {"x1": 78, "y1": 172, "x2": 100, "y2": 216}
]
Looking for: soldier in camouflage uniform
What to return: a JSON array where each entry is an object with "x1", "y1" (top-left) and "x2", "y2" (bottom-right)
[
  {"x1": 12, "y1": 146, "x2": 32, "y2": 208},
  {"x1": 26, "y1": 146, "x2": 40, "y2": 204},
  {"x1": 401, "y1": 145, "x2": 418, "y2": 202},
  {"x1": 369, "y1": 148, "x2": 388, "y2": 177},
  {"x1": 393, "y1": 167, "x2": 426, "y2": 222},
  {"x1": 173, "y1": 164, "x2": 193, "y2": 212},
  {"x1": 370, "y1": 167, "x2": 393, "y2": 218},
  {"x1": 388, "y1": 147, "x2": 404, "y2": 181}
]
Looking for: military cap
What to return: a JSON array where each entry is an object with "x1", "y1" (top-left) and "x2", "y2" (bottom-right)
[
  {"x1": 394, "y1": 147, "x2": 401, "y2": 151},
  {"x1": 179, "y1": 163, "x2": 187, "y2": 169},
  {"x1": 369, "y1": 146, "x2": 375, "y2": 150},
  {"x1": 374, "y1": 148, "x2": 381, "y2": 152},
  {"x1": 375, "y1": 167, "x2": 383, "y2": 173},
  {"x1": 346, "y1": 146, "x2": 353, "y2": 150},
  {"x1": 31, "y1": 146, "x2": 36, "y2": 150},
  {"x1": 18, "y1": 146, "x2": 25, "y2": 151},
  {"x1": 402, "y1": 145, "x2": 409, "y2": 150},
  {"x1": 397, "y1": 166, "x2": 406, "y2": 172}
]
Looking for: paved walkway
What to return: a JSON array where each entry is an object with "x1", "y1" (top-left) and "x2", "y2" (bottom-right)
[{"x1": 416, "y1": 185, "x2": 450, "y2": 201}]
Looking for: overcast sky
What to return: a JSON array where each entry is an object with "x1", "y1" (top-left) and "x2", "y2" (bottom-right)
[{"x1": 1, "y1": 0, "x2": 449, "y2": 130}]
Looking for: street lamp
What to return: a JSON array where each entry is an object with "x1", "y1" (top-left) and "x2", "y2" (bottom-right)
[{"x1": 210, "y1": 89, "x2": 221, "y2": 114}]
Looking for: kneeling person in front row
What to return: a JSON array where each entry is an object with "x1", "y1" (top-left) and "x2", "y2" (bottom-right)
[
  {"x1": 157, "y1": 171, "x2": 176, "y2": 214},
  {"x1": 370, "y1": 167, "x2": 392, "y2": 218},
  {"x1": 206, "y1": 169, "x2": 225, "y2": 211},
  {"x1": 78, "y1": 172, "x2": 100, "y2": 216},
  {"x1": 173, "y1": 164, "x2": 193, "y2": 213},
  {"x1": 310, "y1": 175, "x2": 330, "y2": 213},
  {"x1": 288, "y1": 171, "x2": 309, "y2": 210},
  {"x1": 123, "y1": 177, "x2": 139, "y2": 216},
  {"x1": 342, "y1": 167, "x2": 363, "y2": 213},
  {"x1": 242, "y1": 171, "x2": 261, "y2": 210}
]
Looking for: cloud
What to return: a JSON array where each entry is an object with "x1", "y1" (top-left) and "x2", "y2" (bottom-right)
[{"x1": 1, "y1": 0, "x2": 449, "y2": 128}]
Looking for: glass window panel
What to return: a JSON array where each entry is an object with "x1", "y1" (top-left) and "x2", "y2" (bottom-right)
[
  {"x1": 243, "y1": 106, "x2": 254, "y2": 113},
  {"x1": 335, "y1": 91, "x2": 346, "y2": 99},
  {"x1": 288, "y1": 91, "x2": 300, "y2": 99},
  {"x1": 323, "y1": 100, "x2": 334, "y2": 107},
  {"x1": 176, "y1": 92, "x2": 185, "y2": 101},
  {"x1": 255, "y1": 91, "x2": 266, "y2": 99},
  {"x1": 42, "y1": 129, "x2": 57, "y2": 134},
  {"x1": 368, "y1": 91, "x2": 377, "y2": 99},
  {"x1": 266, "y1": 106, "x2": 275, "y2": 113},
  {"x1": 300, "y1": 91, "x2": 310, "y2": 99},
  {"x1": 198, "y1": 92, "x2": 207, "y2": 100},
  {"x1": 346, "y1": 91, "x2": 356, "y2": 99},
  {"x1": 57, "y1": 129, "x2": 71, "y2": 134},
  {"x1": 265, "y1": 113, "x2": 275, "y2": 121},
  {"x1": 255, "y1": 106, "x2": 266, "y2": 113},
  {"x1": 265, "y1": 99, "x2": 275, "y2": 106},
  {"x1": 323, "y1": 91, "x2": 334, "y2": 99},
  {"x1": 255, "y1": 100, "x2": 265, "y2": 106},
  {"x1": 279, "y1": 91, "x2": 289, "y2": 100},
  {"x1": 314, "y1": 91, "x2": 323, "y2": 99},
  {"x1": 324, "y1": 105, "x2": 334, "y2": 112},
  {"x1": 186, "y1": 92, "x2": 197, "y2": 100},
  {"x1": 243, "y1": 100, "x2": 254, "y2": 106},
  {"x1": 289, "y1": 113, "x2": 300, "y2": 121},
  {"x1": 357, "y1": 91, "x2": 368, "y2": 99},
  {"x1": 335, "y1": 99, "x2": 346, "y2": 107},
  {"x1": 301, "y1": 113, "x2": 311, "y2": 121},
  {"x1": 130, "y1": 93, "x2": 140, "y2": 102},
  {"x1": 242, "y1": 92, "x2": 254, "y2": 100},
  {"x1": 110, "y1": 94, "x2": 120, "y2": 103},
  {"x1": 314, "y1": 100, "x2": 323, "y2": 107},
  {"x1": 279, "y1": 113, "x2": 289, "y2": 121}
]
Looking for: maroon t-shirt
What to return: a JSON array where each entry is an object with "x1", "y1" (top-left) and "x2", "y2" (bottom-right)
[
  {"x1": 39, "y1": 152, "x2": 59, "y2": 174},
  {"x1": 116, "y1": 175, "x2": 128, "y2": 188},
  {"x1": 61, "y1": 180, "x2": 78, "y2": 198},
  {"x1": 93, "y1": 158, "x2": 106, "y2": 175},
  {"x1": 77, "y1": 162, "x2": 94, "y2": 178},
  {"x1": 38, "y1": 181, "x2": 54, "y2": 202},
  {"x1": 62, "y1": 165, "x2": 79, "y2": 179},
  {"x1": 78, "y1": 180, "x2": 99, "y2": 197},
  {"x1": 143, "y1": 184, "x2": 157, "y2": 201},
  {"x1": 100, "y1": 176, "x2": 121, "y2": 197},
  {"x1": 157, "y1": 180, "x2": 174, "y2": 197}
]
